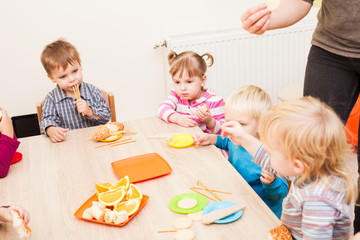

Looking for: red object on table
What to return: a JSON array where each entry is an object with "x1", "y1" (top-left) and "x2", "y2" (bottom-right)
[
  {"x1": 345, "y1": 96, "x2": 360, "y2": 148},
  {"x1": 11, "y1": 152, "x2": 23, "y2": 164}
]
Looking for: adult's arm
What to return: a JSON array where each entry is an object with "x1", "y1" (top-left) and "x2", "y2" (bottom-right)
[{"x1": 241, "y1": 0, "x2": 312, "y2": 35}]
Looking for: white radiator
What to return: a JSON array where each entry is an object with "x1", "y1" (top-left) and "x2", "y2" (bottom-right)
[{"x1": 163, "y1": 22, "x2": 317, "y2": 104}]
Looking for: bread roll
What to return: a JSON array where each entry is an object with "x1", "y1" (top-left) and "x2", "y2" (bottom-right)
[
  {"x1": 11, "y1": 211, "x2": 31, "y2": 239},
  {"x1": 267, "y1": 224, "x2": 292, "y2": 240}
]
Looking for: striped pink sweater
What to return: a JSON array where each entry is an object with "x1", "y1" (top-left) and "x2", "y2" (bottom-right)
[{"x1": 158, "y1": 88, "x2": 225, "y2": 134}]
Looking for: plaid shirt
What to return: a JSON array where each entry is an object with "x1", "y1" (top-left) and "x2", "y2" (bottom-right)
[{"x1": 40, "y1": 82, "x2": 111, "y2": 134}]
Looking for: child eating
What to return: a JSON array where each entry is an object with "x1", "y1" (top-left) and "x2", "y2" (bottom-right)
[{"x1": 40, "y1": 39, "x2": 111, "y2": 142}]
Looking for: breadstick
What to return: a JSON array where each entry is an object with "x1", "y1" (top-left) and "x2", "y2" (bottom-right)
[
  {"x1": 197, "y1": 180, "x2": 222, "y2": 201},
  {"x1": 123, "y1": 131, "x2": 137, "y2": 136},
  {"x1": 190, "y1": 186, "x2": 232, "y2": 194},
  {"x1": 189, "y1": 187, "x2": 217, "y2": 201},
  {"x1": 110, "y1": 139, "x2": 136, "y2": 147},
  {"x1": 95, "y1": 138, "x2": 132, "y2": 148},
  {"x1": 201, "y1": 204, "x2": 245, "y2": 225}
]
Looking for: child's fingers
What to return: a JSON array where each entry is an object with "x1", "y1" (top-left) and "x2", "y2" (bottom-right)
[
  {"x1": 261, "y1": 170, "x2": 271, "y2": 178},
  {"x1": 50, "y1": 136, "x2": 60, "y2": 143},
  {"x1": 188, "y1": 115, "x2": 198, "y2": 119},
  {"x1": 260, "y1": 176, "x2": 267, "y2": 183}
]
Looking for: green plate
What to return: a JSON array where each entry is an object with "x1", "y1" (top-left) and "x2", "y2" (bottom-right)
[{"x1": 169, "y1": 193, "x2": 208, "y2": 214}]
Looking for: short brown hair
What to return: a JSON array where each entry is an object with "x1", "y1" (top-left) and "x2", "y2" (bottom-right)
[
  {"x1": 168, "y1": 51, "x2": 214, "y2": 78},
  {"x1": 40, "y1": 38, "x2": 81, "y2": 76}
]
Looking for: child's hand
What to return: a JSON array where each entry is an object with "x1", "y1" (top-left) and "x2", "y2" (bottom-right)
[
  {"x1": 0, "y1": 205, "x2": 30, "y2": 224},
  {"x1": 46, "y1": 126, "x2": 70, "y2": 143},
  {"x1": 169, "y1": 113, "x2": 198, "y2": 128},
  {"x1": 260, "y1": 168, "x2": 275, "y2": 184},
  {"x1": 220, "y1": 121, "x2": 247, "y2": 145},
  {"x1": 73, "y1": 99, "x2": 93, "y2": 117},
  {"x1": 0, "y1": 109, "x2": 14, "y2": 138},
  {"x1": 195, "y1": 106, "x2": 212, "y2": 124},
  {"x1": 193, "y1": 133, "x2": 217, "y2": 147}
]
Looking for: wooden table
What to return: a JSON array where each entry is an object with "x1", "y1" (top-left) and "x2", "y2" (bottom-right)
[{"x1": 0, "y1": 117, "x2": 280, "y2": 239}]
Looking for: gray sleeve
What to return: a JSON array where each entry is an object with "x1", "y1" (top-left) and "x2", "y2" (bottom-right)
[{"x1": 40, "y1": 95, "x2": 62, "y2": 135}]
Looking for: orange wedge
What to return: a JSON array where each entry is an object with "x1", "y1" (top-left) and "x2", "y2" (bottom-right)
[
  {"x1": 111, "y1": 176, "x2": 130, "y2": 191},
  {"x1": 95, "y1": 182, "x2": 113, "y2": 193},
  {"x1": 115, "y1": 199, "x2": 141, "y2": 216},
  {"x1": 126, "y1": 183, "x2": 143, "y2": 200},
  {"x1": 98, "y1": 188, "x2": 126, "y2": 207}
]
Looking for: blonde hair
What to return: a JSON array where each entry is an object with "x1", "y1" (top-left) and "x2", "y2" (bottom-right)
[
  {"x1": 259, "y1": 96, "x2": 357, "y2": 204},
  {"x1": 168, "y1": 50, "x2": 214, "y2": 78},
  {"x1": 41, "y1": 38, "x2": 81, "y2": 77},
  {"x1": 225, "y1": 85, "x2": 272, "y2": 122}
]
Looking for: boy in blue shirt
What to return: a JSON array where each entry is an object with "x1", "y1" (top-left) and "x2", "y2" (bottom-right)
[
  {"x1": 194, "y1": 85, "x2": 288, "y2": 218},
  {"x1": 40, "y1": 39, "x2": 111, "y2": 142}
]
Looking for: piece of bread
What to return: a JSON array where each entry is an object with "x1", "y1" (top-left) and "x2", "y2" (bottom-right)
[
  {"x1": 92, "y1": 125, "x2": 111, "y2": 141},
  {"x1": 198, "y1": 104, "x2": 208, "y2": 111},
  {"x1": 11, "y1": 211, "x2": 31, "y2": 239},
  {"x1": 105, "y1": 122, "x2": 124, "y2": 132},
  {"x1": 267, "y1": 224, "x2": 292, "y2": 240}
]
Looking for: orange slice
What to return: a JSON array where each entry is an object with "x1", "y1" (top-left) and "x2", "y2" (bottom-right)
[
  {"x1": 126, "y1": 183, "x2": 143, "y2": 200},
  {"x1": 98, "y1": 188, "x2": 126, "y2": 206},
  {"x1": 115, "y1": 199, "x2": 141, "y2": 216},
  {"x1": 166, "y1": 136, "x2": 176, "y2": 145},
  {"x1": 95, "y1": 182, "x2": 113, "y2": 193},
  {"x1": 111, "y1": 176, "x2": 130, "y2": 191}
]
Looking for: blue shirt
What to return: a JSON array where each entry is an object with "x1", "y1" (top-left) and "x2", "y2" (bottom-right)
[
  {"x1": 216, "y1": 135, "x2": 288, "y2": 218},
  {"x1": 40, "y1": 82, "x2": 111, "y2": 134}
]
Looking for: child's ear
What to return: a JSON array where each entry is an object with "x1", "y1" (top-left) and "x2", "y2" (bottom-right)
[
  {"x1": 293, "y1": 158, "x2": 305, "y2": 175},
  {"x1": 48, "y1": 74, "x2": 56, "y2": 83},
  {"x1": 201, "y1": 75, "x2": 207, "y2": 87}
]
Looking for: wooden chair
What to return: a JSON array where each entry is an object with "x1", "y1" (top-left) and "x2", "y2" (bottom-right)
[{"x1": 36, "y1": 89, "x2": 116, "y2": 134}]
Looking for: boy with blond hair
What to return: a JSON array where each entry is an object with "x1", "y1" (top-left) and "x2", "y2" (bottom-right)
[
  {"x1": 195, "y1": 85, "x2": 288, "y2": 218},
  {"x1": 40, "y1": 39, "x2": 111, "y2": 142}
]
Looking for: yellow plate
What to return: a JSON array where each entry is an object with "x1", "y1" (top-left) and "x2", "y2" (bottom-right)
[
  {"x1": 99, "y1": 133, "x2": 122, "y2": 142},
  {"x1": 167, "y1": 134, "x2": 194, "y2": 148}
]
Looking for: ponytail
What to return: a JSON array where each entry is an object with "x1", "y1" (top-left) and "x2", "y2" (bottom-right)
[
  {"x1": 201, "y1": 53, "x2": 214, "y2": 67},
  {"x1": 168, "y1": 50, "x2": 177, "y2": 65}
]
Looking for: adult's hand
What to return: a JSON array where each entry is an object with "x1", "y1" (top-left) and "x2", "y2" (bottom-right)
[{"x1": 241, "y1": 3, "x2": 271, "y2": 35}]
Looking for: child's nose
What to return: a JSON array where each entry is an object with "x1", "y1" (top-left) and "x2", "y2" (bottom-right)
[{"x1": 68, "y1": 75, "x2": 75, "y2": 82}]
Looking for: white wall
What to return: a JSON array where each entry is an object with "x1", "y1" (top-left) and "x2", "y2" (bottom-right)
[{"x1": 0, "y1": 0, "x2": 318, "y2": 121}]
